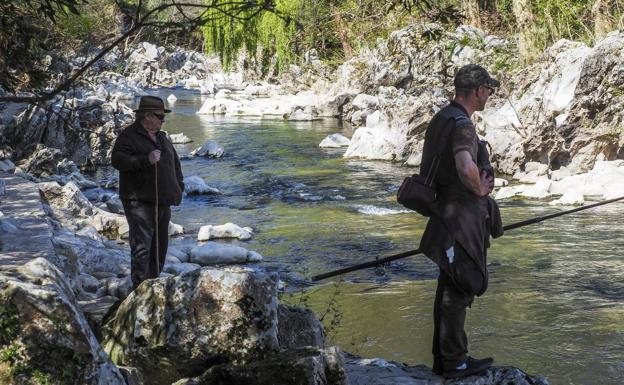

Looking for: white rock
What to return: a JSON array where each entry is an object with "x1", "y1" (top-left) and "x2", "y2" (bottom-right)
[
  {"x1": 190, "y1": 140, "x2": 225, "y2": 158},
  {"x1": 287, "y1": 108, "x2": 316, "y2": 121},
  {"x1": 549, "y1": 189, "x2": 584, "y2": 205},
  {"x1": 197, "y1": 222, "x2": 253, "y2": 241},
  {"x1": 495, "y1": 185, "x2": 525, "y2": 200},
  {"x1": 215, "y1": 89, "x2": 231, "y2": 98},
  {"x1": 190, "y1": 242, "x2": 250, "y2": 265},
  {"x1": 200, "y1": 79, "x2": 215, "y2": 95},
  {"x1": 522, "y1": 178, "x2": 552, "y2": 199},
  {"x1": 169, "y1": 221, "x2": 184, "y2": 236},
  {"x1": 494, "y1": 178, "x2": 509, "y2": 187},
  {"x1": 351, "y1": 94, "x2": 379, "y2": 110},
  {"x1": 184, "y1": 175, "x2": 221, "y2": 195},
  {"x1": 169, "y1": 133, "x2": 192, "y2": 144},
  {"x1": 247, "y1": 250, "x2": 263, "y2": 262},
  {"x1": 167, "y1": 94, "x2": 177, "y2": 101},
  {"x1": 551, "y1": 167, "x2": 571, "y2": 181},
  {"x1": 319, "y1": 133, "x2": 351, "y2": 148},
  {"x1": 524, "y1": 162, "x2": 549, "y2": 174},
  {"x1": 603, "y1": 184, "x2": 624, "y2": 200}
]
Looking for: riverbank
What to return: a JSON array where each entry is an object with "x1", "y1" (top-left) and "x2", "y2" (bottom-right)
[{"x1": 0, "y1": 172, "x2": 550, "y2": 384}]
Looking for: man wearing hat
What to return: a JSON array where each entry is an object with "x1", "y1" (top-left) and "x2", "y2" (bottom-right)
[
  {"x1": 418, "y1": 64, "x2": 502, "y2": 378},
  {"x1": 111, "y1": 95, "x2": 184, "y2": 289}
]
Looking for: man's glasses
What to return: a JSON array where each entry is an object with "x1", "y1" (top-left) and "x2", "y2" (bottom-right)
[
  {"x1": 152, "y1": 113, "x2": 166, "y2": 121},
  {"x1": 483, "y1": 85, "x2": 495, "y2": 96}
]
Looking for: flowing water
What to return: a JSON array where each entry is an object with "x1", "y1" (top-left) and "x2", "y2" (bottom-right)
[{"x1": 123, "y1": 89, "x2": 624, "y2": 384}]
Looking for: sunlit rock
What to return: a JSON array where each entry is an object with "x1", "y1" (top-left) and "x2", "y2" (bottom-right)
[
  {"x1": 38, "y1": 181, "x2": 128, "y2": 238},
  {"x1": 101, "y1": 267, "x2": 279, "y2": 385},
  {"x1": 522, "y1": 178, "x2": 552, "y2": 199},
  {"x1": 184, "y1": 175, "x2": 221, "y2": 195},
  {"x1": 168, "y1": 133, "x2": 191, "y2": 144},
  {"x1": 549, "y1": 189, "x2": 584, "y2": 206},
  {"x1": 320, "y1": 133, "x2": 351, "y2": 148},
  {"x1": 168, "y1": 221, "x2": 184, "y2": 236},
  {"x1": 190, "y1": 140, "x2": 225, "y2": 158},
  {"x1": 197, "y1": 222, "x2": 253, "y2": 241}
]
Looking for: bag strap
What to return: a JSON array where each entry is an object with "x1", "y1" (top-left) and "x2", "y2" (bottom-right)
[{"x1": 424, "y1": 114, "x2": 458, "y2": 186}]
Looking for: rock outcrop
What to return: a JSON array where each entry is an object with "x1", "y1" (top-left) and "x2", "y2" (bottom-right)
[{"x1": 0, "y1": 258, "x2": 125, "y2": 384}]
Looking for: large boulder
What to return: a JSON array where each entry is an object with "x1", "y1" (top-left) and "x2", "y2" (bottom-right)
[
  {"x1": 0, "y1": 258, "x2": 125, "y2": 384},
  {"x1": 101, "y1": 267, "x2": 279, "y2": 385},
  {"x1": 172, "y1": 347, "x2": 347, "y2": 385}
]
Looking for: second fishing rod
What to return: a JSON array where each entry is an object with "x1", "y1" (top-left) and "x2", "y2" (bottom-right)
[{"x1": 311, "y1": 195, "x2": 624, "y2": 282}]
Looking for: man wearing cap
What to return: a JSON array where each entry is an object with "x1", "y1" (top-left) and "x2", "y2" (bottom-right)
[
  {"x1": 112, "y1": 95, "x2": 184, "y2": 289},
  {"x1": 418, "y1": 64, "x2": 502, "y2": 378}
]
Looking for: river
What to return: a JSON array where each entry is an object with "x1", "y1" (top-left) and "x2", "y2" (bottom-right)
[{"x1": 131, "y1": 88, "x2": 624, "y2": 385}]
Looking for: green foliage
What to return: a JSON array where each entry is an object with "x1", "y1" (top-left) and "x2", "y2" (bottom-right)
[
  {"x1": 33, "y1": 369, "x2": 53, "y2": 385},
  {"x1": 203, "y1": 0, "x2": 298, "y2": 71},
  {"x1": 0, "y1": 304, "x2": 19, "y2": 345},
  {"x1": 472, "y1": 0, "x2": 624, "y2": 60},
  {"x1": 54, "y1": 0, "x2": 121, "y2": 42},
  {"x1": 202, "y1": 0, "x2": 461, "y2": 71},
  {"x1": 16, "y1": 0, "x2": 86, "y2": 23}
]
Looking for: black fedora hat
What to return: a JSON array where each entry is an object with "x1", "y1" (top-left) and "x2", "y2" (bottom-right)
[{"x1": 134, "y1": 95, "x2": 171, "y2": 113}]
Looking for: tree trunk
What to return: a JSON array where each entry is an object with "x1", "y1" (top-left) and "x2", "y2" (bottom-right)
[
  {"x1": 330, "y1": 4, "x2": 353, "y2": 59},
  {"x1": 513, "y1": 0, "x2": 538, "y2": 62},
  {"x1": 592, "y1": 0, "x2": 613, "y2": 40},
  {"x1": 462, "y1": 0, "x2": 481, "y2": 28}
]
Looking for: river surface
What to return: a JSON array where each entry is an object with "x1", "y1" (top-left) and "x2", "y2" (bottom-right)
[{"x1": 127, "y1": 89, "x2": 624, "y2": 385}]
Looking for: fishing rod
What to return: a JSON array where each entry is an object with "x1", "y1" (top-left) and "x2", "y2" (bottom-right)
[{"x1": 311, "y1": 195, "x2": 624, "y2": 281}]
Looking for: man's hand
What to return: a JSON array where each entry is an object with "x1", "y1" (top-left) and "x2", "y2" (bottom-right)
[
  {"x1": 479, "y1": 170, "x2": 495, "y2": 197},
  {"x1": 148, "y1": 149, "x2": 161, "y2": 165}
]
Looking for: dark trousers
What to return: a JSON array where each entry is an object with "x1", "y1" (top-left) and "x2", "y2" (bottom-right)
[
  {"x1": 432, "y1": 268, "x2": 474, "y2": 372},
  {"x1": 122, "y1": 200, "x2": 170, "y2": 289}
]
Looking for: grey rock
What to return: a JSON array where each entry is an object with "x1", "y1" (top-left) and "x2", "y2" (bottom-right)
[
  {"x1": 277, "y1": 304, "x2": 325, "y2": 350},
  {"x1": 173, "y1": 347, "x2": 347, "y2": 385},
  {"x1": 101, "y1": 267, "x2": 279, "y2": 385},
  {"x1": 0, "y1": 258, "x2": 125, "y2": 384},
  {"x1": 0, "y1": 158, "x2": 15, "y2": 173}
]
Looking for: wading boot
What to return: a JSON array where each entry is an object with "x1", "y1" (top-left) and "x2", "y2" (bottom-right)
[{"x1": 442, "y1": 356, "x2": 493, "y2": 379}]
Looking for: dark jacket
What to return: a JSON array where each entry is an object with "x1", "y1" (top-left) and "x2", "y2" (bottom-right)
[
  {"x1": 418, "y1": 102, "x2": 503, "y2": 296},
  {"x1": 111, "y1": 121, "x2": 184, "y2": 206}
]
